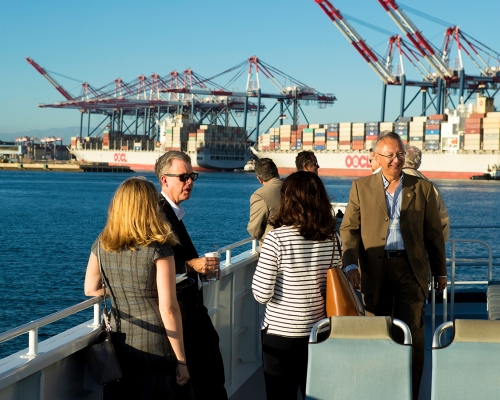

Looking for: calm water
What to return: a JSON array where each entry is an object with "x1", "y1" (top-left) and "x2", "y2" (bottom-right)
[{"x1": 0, "y1": 170, "x2": 499, "y2": 357}]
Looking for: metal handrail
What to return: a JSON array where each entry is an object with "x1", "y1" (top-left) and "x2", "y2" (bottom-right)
[
  {"x1": 0, "y1": 297, "x2": 102, "y2": 357},
  {"x1": 430, "y1": 238, "x2": 494, "y2": 336}
]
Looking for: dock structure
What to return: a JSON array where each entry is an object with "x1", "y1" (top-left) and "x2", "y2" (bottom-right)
[{"x1": 0, "y1": 162, "x2": 133, "y2": 173}]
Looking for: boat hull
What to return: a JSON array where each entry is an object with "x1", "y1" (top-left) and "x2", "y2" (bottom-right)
[{"x1": 255, "y1": 150, "x2": 500, "y2": 179}]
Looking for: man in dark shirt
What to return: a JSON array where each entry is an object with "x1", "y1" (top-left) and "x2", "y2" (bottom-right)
[
  {"x1": 295, "y1": 150, "x2": 319, "y2": 175},
  {"x1": 155, "y1": 150, "x2": 228, "y2": 400}
]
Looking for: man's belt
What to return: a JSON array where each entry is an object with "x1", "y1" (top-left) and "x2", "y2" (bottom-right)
[{"x1": 384, "y1": 250, "x2": 407, "y2": 258}]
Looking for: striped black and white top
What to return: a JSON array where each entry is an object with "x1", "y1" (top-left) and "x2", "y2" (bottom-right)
[{"x1": 252, "y1": 226, "x2": 341, "y2": 337}]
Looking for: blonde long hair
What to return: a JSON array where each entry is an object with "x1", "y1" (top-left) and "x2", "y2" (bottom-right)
[{"x1": 100, "y1": 177, "x2": 177, "y2": 252}]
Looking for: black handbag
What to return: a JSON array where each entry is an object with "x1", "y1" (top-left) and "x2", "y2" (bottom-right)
[{"x1": 84, "y1": 242, "x2": 123, "y2": 385}]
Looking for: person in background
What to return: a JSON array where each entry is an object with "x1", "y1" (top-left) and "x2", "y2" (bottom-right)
[
  {"x1": 84, "y1": 177, "x2": 191, "y2": 399},
  {"x1": 247, "y1": 158, "x2": 283, "y2": 249},
  {"x1": 295, "y1": 150, "x2": 319, "y2": 174},
  {"x1": 252, "y1": 171, "x2": 340, "y2": 400},
  {"x1": 340, "y1": 132, "x2": 447, "y2": 400},
  {"x1": 403, "y1": 145, "x2": 450, "y2": 241},
  {"x1": 369, "y1": 147, "x2": 381, "y2": 173},
  {"x1": 155, "y1": 151, "x2": 228, "y2": 400}
]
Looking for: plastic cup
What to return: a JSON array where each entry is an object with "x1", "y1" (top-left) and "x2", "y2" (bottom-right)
[{"x1": 204, "y1": 252, "x2": 219, "y2": 282}]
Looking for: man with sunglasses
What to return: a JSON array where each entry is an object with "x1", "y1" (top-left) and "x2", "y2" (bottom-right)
[
  {"x1": 155, "y1": 151, "x2": 228, "y2": 400},
  {"x1": 340, "y1": 132, "x2": 446, "y2": 400}
]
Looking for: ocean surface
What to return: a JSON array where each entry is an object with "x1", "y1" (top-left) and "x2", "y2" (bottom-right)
[{"x1": 1, "y1": 170, "x2": 499, "y2": 357}]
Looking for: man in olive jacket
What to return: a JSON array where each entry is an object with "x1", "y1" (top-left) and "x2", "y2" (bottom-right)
[
  {"x1": 247, "y1": 158, "x2": 282, "y2": 249},
  {"x1": 340, "y1": 132, "x2": 447, "y2": 400}
]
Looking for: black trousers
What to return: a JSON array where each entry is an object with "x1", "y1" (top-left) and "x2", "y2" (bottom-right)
[
  {"x1": 363, "y1": 256, "x2": 426, "y2": 400},
  {"x1": 183, "y1": 303, "x2": 228, "y2": 400},
  {"x1": 262, "y1": 330, "x2": 309, "y2": 400},
  {"x1": 261, "y1": 330, "x2": 329, "y2": 400}
]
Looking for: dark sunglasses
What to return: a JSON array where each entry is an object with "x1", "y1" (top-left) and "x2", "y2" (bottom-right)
[{"x1": 163, "y1": 173, "x2": 199, "y2": 182}]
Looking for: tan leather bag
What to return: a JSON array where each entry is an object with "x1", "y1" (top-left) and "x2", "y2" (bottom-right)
[{"x1": 325, "y1": 235, "x2": 365, "y2": 317}]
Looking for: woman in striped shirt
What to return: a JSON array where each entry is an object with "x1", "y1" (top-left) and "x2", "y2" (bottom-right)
[{"x1": 252, "y1": 171, "x2": 340, "y2": 400}]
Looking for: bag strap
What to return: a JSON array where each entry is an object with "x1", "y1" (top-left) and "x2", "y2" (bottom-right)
[{"x1": 96, "y1": 240, "x2": 112, "y2": 334}]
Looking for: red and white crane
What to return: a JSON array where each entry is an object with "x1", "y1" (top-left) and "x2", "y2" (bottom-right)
[
  {"x1": 377, "y1": 0, "x2": 453, "y2": 80},
  {"x1": 314, "y1": 0, "x2": 396, "y2": 85},
  {"x1": 26, "y1": 58, "x2": 74, "y2": 100}
]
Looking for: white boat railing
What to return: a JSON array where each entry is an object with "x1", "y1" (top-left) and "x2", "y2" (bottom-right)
[{"x1": 0, "y1": 298, "x2": 102, "y2": 359}]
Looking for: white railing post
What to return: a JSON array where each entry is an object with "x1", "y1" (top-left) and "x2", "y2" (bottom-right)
[
  {"x1": 251, "y1": 239, "x2": 258, "y2": 254},
  {"x1": 225, "y1": 249, "x2": 232, "y2": 267},
  {"x1": 27, "y1": 329, "x2": 38, "y2": 357},
  {"x1": 93, "y1": 302, "x2": 101, "y2": 327}
]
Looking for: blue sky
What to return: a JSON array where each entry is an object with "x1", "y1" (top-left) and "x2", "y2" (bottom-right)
[{"x1": 1, "y1": 0, "x2": 498, "y2": 136}]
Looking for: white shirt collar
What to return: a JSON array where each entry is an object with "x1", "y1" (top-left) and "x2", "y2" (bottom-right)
[{"x1": 161, "y1": 191, "x2": 185, "y2": 221}]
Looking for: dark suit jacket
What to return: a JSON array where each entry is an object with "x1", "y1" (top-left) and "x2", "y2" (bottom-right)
[
  {"x1": 159, "y1": 195, "x2": 200, "y2": 283},
  {"x1": 340, "y1": 171, "x2": 447, "y2": 297}
]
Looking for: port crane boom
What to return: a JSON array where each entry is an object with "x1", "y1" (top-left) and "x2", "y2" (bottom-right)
[
  {"x1": 26, "y1": 58, "x2": 74, "y2": 100},
  {"x1": 314, "y1": 0, "x2": 396, "y2": 85},
  {"x1": 377, "y1": 0, "x2": 453, "y2": 80}
]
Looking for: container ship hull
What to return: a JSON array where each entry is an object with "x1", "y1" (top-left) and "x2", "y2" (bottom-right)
[
  {"x1": 70, "y1": 147, "x2": 248, "y2": 172},
  {"x1": 254, "y1": 149, "x2": 500, "y2": 179}
]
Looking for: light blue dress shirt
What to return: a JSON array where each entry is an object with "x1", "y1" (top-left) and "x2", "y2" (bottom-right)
[{"x1": 382, "y1": 174, "x2": 405, "y2": 251}]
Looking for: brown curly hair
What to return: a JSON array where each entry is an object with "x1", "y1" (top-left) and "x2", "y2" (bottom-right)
[{"x1": 271, "y1": 171, "x2": 336, "y2": 241}]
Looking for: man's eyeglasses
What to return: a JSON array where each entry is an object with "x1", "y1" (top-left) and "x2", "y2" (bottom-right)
[
  {"x1": 163, "y1": 173, "x2": 199, "y2": 182},
  {"x1": 376, "y1": 152, "x2": 406, "y2": 160}
]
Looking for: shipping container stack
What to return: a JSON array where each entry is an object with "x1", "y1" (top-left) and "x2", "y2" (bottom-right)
[
  {"x1": 339, "y1": 122, "x2": 352, "y2": 150},
  {"x1": 292, "y1": 125, "x2": 302, "y2": 150},
  {"x1": 325, "y1": 123, "x2": 339, "y2": 150},
  {"x1": 312, "y1": 124, "x2": 326, "y2": 151},
  {"x1": 279, "y1": 125, "x2": 292, "y2": 151},
  {"x1": 297, "y1": 125, "x2": 307, "y2": 150},
  {"x1": 379, "y1": 122, "x2": 394, "y2": 134},
  {"x1": 409, "y1": 117, "x2": 426, "y2": 149},
  {"x1": 482, "y1": 112, "x2": 500, "y2": 150},
  {"x1": 425, "y1": 114, "x2": 445, "y2": 151},
  {"x1": 396, "y1": 117, "x2": 412, "y2": 144},
  {"x1": 269, "y1": 128, "x2": 280, "y2": 151},
  {"x1": 351, "y1": 123, "x2": 365, "y2": 150},
  {"x1": 302, "y1": 127, "x2": 314, "y2": 150},
  {"x1": 365, "y1": 122, "x2": 379, "y2": 150},
  {"x1": 464, "y1": 113, "x2": 483, "y2": 151},
  {"x1": 259, "y1": 133, "x2": 270, "y2": 151}
]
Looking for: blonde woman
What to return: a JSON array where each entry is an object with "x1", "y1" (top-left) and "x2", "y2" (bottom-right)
[{"x1": 84, "y1": 177, "x2": 191, "y2": 399}]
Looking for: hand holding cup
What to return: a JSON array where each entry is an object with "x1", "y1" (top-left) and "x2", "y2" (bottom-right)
[{"x1": 204, "y1": 252, "x2": 220, "y2": 282}]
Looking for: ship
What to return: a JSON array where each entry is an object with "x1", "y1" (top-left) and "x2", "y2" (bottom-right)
[
  {"x1": 70, "y1": 116, "x2": 251, "y2": 172},
  {"x1": 253, "y1": 96, "x2": 500, "y2": 180}
]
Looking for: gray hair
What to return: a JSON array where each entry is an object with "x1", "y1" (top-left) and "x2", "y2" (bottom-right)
[
  {"x1": 372, "y1": 131, "x2": 403, "y2": 152},
  {"x1": 255, "y1": 158, "x2": 279, "y2": 182},
  {"x1": 369, "y1": 130, "x2": 392, "y2": 152},
  {"x1": 154, "y1": 151, "x2": 191, "y2": 183},
  {"x1": 404, "y1": 145, "x2": 422, "y2": 169}
]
